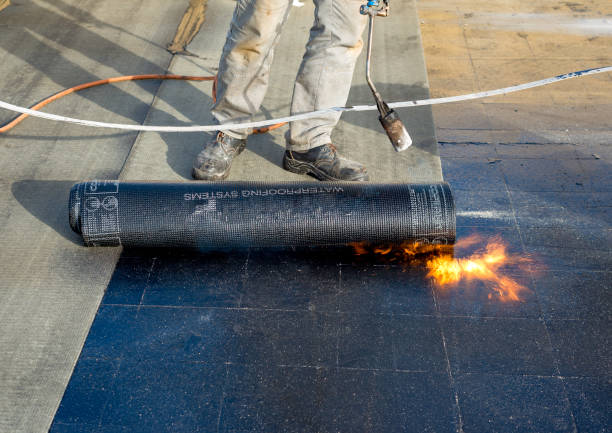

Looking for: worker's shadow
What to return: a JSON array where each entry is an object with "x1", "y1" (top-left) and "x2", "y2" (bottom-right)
[
  {"x1": 11, "y1": 180, "x2": 83, "y2": 244},
  {"x1": 0, "y1": 0, "x2": 168, "y2": 127}
]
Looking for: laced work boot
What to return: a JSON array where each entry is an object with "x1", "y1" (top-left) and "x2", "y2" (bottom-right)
[
  {"x1": 192, "y1": 132, "x2": 247, "y2": 180},
  {"x1": 283, "y1": 143, "x2": 369, "y2": 181}
]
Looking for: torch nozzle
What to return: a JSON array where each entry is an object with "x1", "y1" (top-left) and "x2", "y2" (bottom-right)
[{"x1": 379, "y1": 108, "x2": 412, "y2": 152}]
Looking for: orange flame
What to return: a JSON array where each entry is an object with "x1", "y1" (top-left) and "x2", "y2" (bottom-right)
[
  {"x1": 351, "y1": 234, "x2": 533, "y2": 302},
  {"x1": 426, "y1": 236, "x2": 531, "y2": 302},
  {"x1": 373, "y1": 246, "x2": 393, "y2": 255}
]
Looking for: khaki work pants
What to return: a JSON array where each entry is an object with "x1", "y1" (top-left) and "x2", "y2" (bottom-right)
[{"x1": 212, "y1": 0, "x2": 368, "y2": 150}]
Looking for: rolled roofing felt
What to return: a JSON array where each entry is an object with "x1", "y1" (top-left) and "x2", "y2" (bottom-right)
[{"x1": 69, "y1": 181, "x2": 455, "y2": 248}]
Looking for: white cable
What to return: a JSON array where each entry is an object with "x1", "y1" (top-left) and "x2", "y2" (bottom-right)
[{"x1": 0, "y1": 66, "x2": 610, "y2": 133}]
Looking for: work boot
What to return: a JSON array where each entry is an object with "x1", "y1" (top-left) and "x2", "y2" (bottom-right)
[
  {"x1": 283, "y1": 143, "x2": 369, "y2": 181},
  {"x1": 192, "y1": 132, "x2": 247, "y2": 180}
]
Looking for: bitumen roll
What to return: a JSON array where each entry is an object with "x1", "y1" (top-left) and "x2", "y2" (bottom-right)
[{"x1": 69, "y1": 180, "x2": 455, "y2": 248}]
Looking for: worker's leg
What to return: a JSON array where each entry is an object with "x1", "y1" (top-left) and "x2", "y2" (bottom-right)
[
  {"x1": 212, "y1": 0, "x2": 293, "y2": 139},
  {"x1": 287, "y1": 0, "x2": 367, "y2": 150},
  {"x1": 193, "y1": 0, "x2": 292, "y2": 180}
]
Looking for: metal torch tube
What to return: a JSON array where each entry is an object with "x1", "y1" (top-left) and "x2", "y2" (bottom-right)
[{"x1": 365, "y1": 14, "x2": 388, "y2": 114}]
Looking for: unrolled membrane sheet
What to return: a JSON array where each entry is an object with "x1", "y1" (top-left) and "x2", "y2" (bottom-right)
[{"x1": 69, "y1": 181, "x2": 455, "y2": 248}]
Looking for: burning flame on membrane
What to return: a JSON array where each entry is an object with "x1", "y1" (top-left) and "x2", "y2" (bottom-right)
[{"x1": 351, "y1": 234, "x2": 533, "y2": 302}]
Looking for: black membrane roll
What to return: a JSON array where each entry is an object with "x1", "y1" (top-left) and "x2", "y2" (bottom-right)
[{"x1": 69, "y1": 180, "x2": 455, "y2": 248}]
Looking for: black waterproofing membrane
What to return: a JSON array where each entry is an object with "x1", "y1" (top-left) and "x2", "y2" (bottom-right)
[{"x1": 69, "y1": 180, "x2": 455, "y2": 248}]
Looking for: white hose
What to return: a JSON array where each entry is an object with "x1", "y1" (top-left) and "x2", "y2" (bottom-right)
[{"x1": 0, "y1": 66, "x2": 610, "y2": 132}]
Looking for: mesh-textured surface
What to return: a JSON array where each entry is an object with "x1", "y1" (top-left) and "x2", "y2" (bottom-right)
[{"x1": 69, "y1": 181, "x2": 455, "y2": 248}]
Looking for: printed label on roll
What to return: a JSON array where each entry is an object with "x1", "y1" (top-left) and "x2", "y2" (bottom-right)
[{"x1": 82, "y1": 181, "x2": 120, "y2": 246}]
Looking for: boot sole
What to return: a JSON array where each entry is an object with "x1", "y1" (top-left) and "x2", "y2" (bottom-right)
[
  {"x1": 191, "y1": 166, "x2": 231, "y2": 181},
  {"x1": 283, "y1": 156, "x2": 369, "y2": 182}
]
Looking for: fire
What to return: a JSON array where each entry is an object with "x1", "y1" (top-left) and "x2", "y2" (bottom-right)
[
  {"x1": 373, "y1": 246, "x2": 393, "y2": 255},
  {"x1": 426, "y1": 235, "x2": 531, "y2": 302},
  {"x1": 351, "y1": 234, "x2": 533, "y2": 302}
]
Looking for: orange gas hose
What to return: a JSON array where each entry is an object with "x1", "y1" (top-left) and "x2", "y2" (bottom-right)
[{"x1": 0, "y1": 74, "x2": 286, "y2": 134}]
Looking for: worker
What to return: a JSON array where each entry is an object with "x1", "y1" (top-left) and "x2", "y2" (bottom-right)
[{"x1": 192, "y1": 0, "x2": 369, "y2": 182}]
